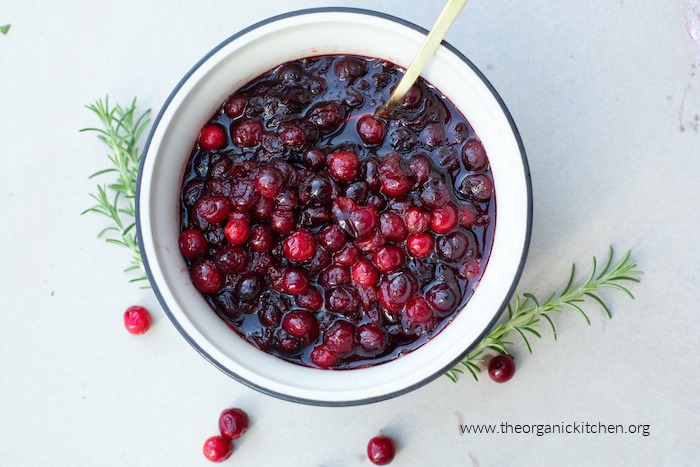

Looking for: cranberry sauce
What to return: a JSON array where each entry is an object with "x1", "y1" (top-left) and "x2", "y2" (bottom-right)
[{"x1": 179, "y1": 55, "x2": 495, "y2": 369}]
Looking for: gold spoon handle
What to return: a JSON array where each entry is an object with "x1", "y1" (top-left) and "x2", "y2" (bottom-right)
[{"x1": 380, "y1": 0, "x2": 469, "y2": 118}]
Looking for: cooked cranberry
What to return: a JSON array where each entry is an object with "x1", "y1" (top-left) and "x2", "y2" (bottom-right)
[
  {"x1": 276, "y1": 332, "x2": 301, "y2": 354},
  {"x1": 282, "y1": 310, "x2": 319, "y2": 339},
  {"x1": 345, "y1": 181, "x2": 369, "y2": 204},
  {"x1": 231, "y1": 118, "x2": 263, "y2": 147},
  {"x1": 300, "y1": 206, "x2": 332, "y2": 227},
  {"x1": 401, "y1": 84, "x2": 422, "y2": 108},
  {"x1": 366, "y1": 194, "x2": 387, "y2": 211},
  {"x1": 203, "y1": 436, "x2": 233, "y2": 463},
  {"x1": 389, "y1": 128, "x2": 418, "y2": 151},
  {"x1": 356, "y1": 230, "x2": 386, "y2": 252},
  {"x1": 379, "y1": 271, "x2": 415, "y2": 312},
  {"x1": 318, "y1": 225, "x2": 347, "y2": 252},
  {"x1": 459, "y1": 173, "x2": 493, "y2": 202},
  {"x1": 458, "y1": 260, "x2": 481, "y2": 280},
  {"x1": 334, "y1": 243, "x2": 360, "y2": 266},
  {"x1": 308, "y1": 173, "x2": 336, "y2": 205},
  {"x1": 362, "y1": 159, "x2": 381, "y2": 190},
  {"x1": 190, "y1": 260, "x2": 224, "y2": 294},
  {"x1": 352, "y1": 259, "x2": 380, "y2": 287},
  {"x1": 378, "y1": 212, "x2": 407, "y2": 242},
  {"x1": 408, "y1": 154, "x2": 431, "y2": 184},
  {"x1": 488, "y1": 355, "x2": 516, "y2": 383},
  {"x1": 367, "y1": 435, "x2": 395, "y2": 465},
  {"x1": 207, "y1": 178, "x2": 232, "y2": 197},
  {"x1": 250, "y1": 251, "x2": 275, "y2": 275},
  {"x1": 357, "y1": 115, "x2": 386, "y2": 146},
  {"x1": 223, "y1": 218, "x2": 251, "y2": 245},
  {"x1": 307, "y1": 102, "x2": 343, "y2": 132},
  {"x1": 223, "y1": 93, "x2": 247, "y2": 118},
  {"x1": 230, "y1": 179, "x2": 260, "y2": 211},
  {"x1": 235, "y1": 272, "x2": 263, "y2": 301},
  {"x1": 213, "y1": 245, "x2": 249, "y2": 274},
  {"x1": 245, "y1": 224, "x2": 273, "y2": 252},
  {"x1": 275, "y1": 189, "x2": 299, "y2": 210},
  {"x1": 228, "y1": 161, "x2": 258, "y2": 179},
  {"x1": 320, "y1": 264, "x2": 351, "y2": 288},
  {"x1": 218, "y1": 408, "x2": 248, "y2": 440},
  {"x1": 405, "y1": 207, "x2": 431, "y2": 234},
  {"x1": 281, "y1": 268, "x2": 310, "y2": 295},
  {"x1": 372, "y1": 246, "x2": 405, "y2": 274},
  {"x1": 259, "y1": 304, "x2": 281, "y2": 327},
  {"x1": 306, "y1": 245, "x2": 332, "y2": 272},
  {"x1": 328, "y1": 151, "x2": 360, "y2": 182},
  {"x1": 183, "y1": 179, "x2": 205, "y2": 207},
  {"x1": 295, "y1": 286, "x2": 323, "y2": 311},
  {"x1": 357, "y1": 324, "x2": 385, "y2": 352},
  {"x1": 196, "y1": 195, "x2": 231, "y2": 223},
  {"x1": 270, "y1": 209, "x2": 297, "y2": 234},
  {"x1": 404, "y1": 296, "x2": 434, "y2": 324},
  {"x1": 283, "y1": 230, "x2": 317, "y2": 262},
  {"x1": 179, "y1": 229, "x2": 208, "y2": 259},
  {"x1": 198, "y1": 125, "x2": 226, "y2": 151},
  {"x1": 436, "y1": 231, "x2": 475, "y2": 262},
  {"x1": 302, "y1": 148, "x2": 326, "y2": 170},
  {"x1": 426, "y1": 283, "x2": 460, "y2": 314},
  {"x1": 334, "y1": 57, "x2": 367, "y2": 81},
  {"x1": 123, "y1": 305, "x2": 151, "y2": 335},
  {"x1": 420, "y1": 122, "x2": 445, "y2": 148},
  {"x1": 254, "y1": 166, "x2": 285, "y2": 199},
  {"x1": 420, "y1": 178, "x2": 451, "y2": 208},
  {"x1": 325, "y1": 320, "x2": 355, "y2": 353},
  {"x1": 431, "y1": 202, "x2": 459, "y2": 234},
  {"x1": 406, "y1": 233, "x2": 434, "y2": 258},
  {"x1": 462, "y1": 139, "x2": 488, "y2": 171},
  {"x1": 326, "y1": 287, "x2": 358, "y2": 314},
  {"x1": 333, "y1": 198, "x2": 378, "y2": 239},
  {"x1": 278, "y1": 121, "x2": 306, "y2": 148},
  {"x1": 378, "y1": 155, "x2": 413, "y2": 197},
  {"x1": 310, "y1": 344, "x2": 339, "y2": 368},
  {"x1": 459, "y1": 203, "x2": 478, "y2": 227}
]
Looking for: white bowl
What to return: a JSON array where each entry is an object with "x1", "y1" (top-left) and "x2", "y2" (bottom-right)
[{"x1": 137, "y1": 8, "x2": 531, "y2": 405}]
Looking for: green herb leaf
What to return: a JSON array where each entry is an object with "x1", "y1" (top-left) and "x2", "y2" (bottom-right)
[{"x1": 0, "y1": 24, "x2": 10, "y2": 35}]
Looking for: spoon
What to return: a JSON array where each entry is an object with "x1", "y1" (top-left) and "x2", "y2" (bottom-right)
[{"x1": 378, "y1": 0, "x2": 469, "y2": 118}]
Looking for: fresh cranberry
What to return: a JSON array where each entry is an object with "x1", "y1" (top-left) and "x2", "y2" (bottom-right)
[
  {"x1": 295, "y1": 286, "x2": 323, "y2": 311},
  {"x1": 179, "y1": 229, "x2": 208, "y2": 259},
  {"x1": 123, "y1": 306, "x2": 151, "y2": 335},
  {"x1": 420, "y1": 178, "x2": 451, "y2": 208},
  {"x1": 357, "y1": 115, "x2": 386, "y2": 146},
  {"x1": 223, "y1": 93, "x2": 246, "y2": 118},
  {"x1": 213, "y1": 245, "x2": 249, "y2": 273},
  {"x1": 318, "y1": 225, "x2": 347, "y2": 252},
  {"x1": 408, "y1": 154, "x2": 431, "y2": 184},
  {"x1": 218, "y1": 408, "x2": 248, "y2": 440},
  {"x1": 283, "y1": 230, "x2": 317, "y2": 262},
  {"x1": 406, "y1": 233, "x2": 434, "y2": 258},
  {"x1": 281, "y1": 268, "x2": 310, "y2": 295},
  {"x1": 325, "y1": 320, "x2": 355, "y2": 353},
  {"x1": 405, "y1": 207, "x2": 431, "y2": 234},
  {"x1": 459, "y1": 174, "x2": 493, "y2": 202},
  {"x1": 372, "y1": 246, "x2": 404, "y2": 274},
  {"x1": 459, "y1": 203, "x2": 478, "y2": 227},
  {"x1": 310, "y1": 344, "x2": 339, "y2": 368},
  {"x1": 334, "y1": 57, "x2": 367, "y2": 82},
  {"x1": 379, "y1": 212, "x2": 407, "y2": 242},
  {"x1": 328, "y1": 151, "x2": 360, "y2": 182},
  {"x1": 357, "y1": 325, "x2": 385, "y2": 352},
  {"x1": 223, "y1": 218, "x2": 251, "y2": 245},
  {"x1": 356, "y1": 230, "x2": 386, "y2": 252},
  {"x1": 196, "y1": 195, "x2": 231, "y2": 223},
  {"x1": 307, "y1": 102, "x2": 343, "y2": 132},
  {"x1": 436, "y1": 231, "x2": 474, "y2": 262},
  {"x1": 404, "y1": 296, "x2": 433, "y2": 324},
  {"x1": 199, "y1": 125, "x2": 226, "y2": 151},
  {"x1": 190, "y1": 260, "x2": 224, "y2": 294},
  {"x1": 462, "y1": 139, "x2": 488, "y2": 171},
  {"x1": 378, "y1": 155, "x2": 413, "y2": 197},
  {"x1": 254, "y1": 166, "x2": 285, "y2": 199},
  {"x1": 334, "y1": 243, "x2": 360, "y2": 266},
  {"x1": 277, "y1": 121, "x2": 306, "y2": 148},
  {"x1": 235, "y1": 272, "x2": 263, "y2": 301},
  {"x1": 367, "y1": 435, "x2": 395, "y2": 465},
  {"x1": 270, "y1": 209, "x2": 297, "y2": 234},
  {"x1": 282, "y1": 310, "x2": 319, "y2": 339},
  {"x1": 351, "y1": 259, "x2": 380, "y2": 287},
  {"x1": 231, "y1": 118, "x2": 263, "y2": 147},
  {"x1": 320, "y1": 265, "x2": 351, "y2": 288},
  {"x1": 430, "y1": 202, "x2": 459, "y2": 234},
  {"x1": 488, "y1": 355, "x2": 516, "y2": 382},
  {"x1": 379, "y1": 271, "x2": 415, "y2": 312},
  {"x1": 248, "y1": 224, "x2": 276, "y2": 252},
  {"x1": 203, "y1": 436, "x2": 233, "y2": 463},
  {"x1": 426, "y1": 283, "x2": 460, "y2": 314}
]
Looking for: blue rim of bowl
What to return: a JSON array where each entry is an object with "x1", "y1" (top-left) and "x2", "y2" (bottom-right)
[{"x1": 136, "y1": 7, "x2": 532, "y2": 406}]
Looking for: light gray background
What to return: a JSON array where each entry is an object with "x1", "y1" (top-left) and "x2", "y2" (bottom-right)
[{"x1": 1, "y1": 1, "x2": 698, "y2": 465}]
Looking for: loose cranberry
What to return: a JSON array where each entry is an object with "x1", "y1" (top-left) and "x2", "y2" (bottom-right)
[
  {"x1": 406, "y1": 233, "x2": 434, "y2": 258},
  {"x1": 462, "y1": 139, "x2": 488, "y2": 171},
  {"x1": 223, "y1": 93, "x2": 246, "y2": 118},
  {"x1": 231, "y1": 118, "x2": 264, "y2": 147},
  {"x1": 357, "y1": 115, "x2": 386, "y2": 146},
  {"x1": 351, "y1": 259, "x2": 380, "y2": 287},
  {"x1": 325, "y1": 320, "x2": 355, "y2": 353},
  {"x1": 277, "y1": 121, "x2": 306, "y2": 148},
  {"x1": 379, "y1": 271, "x2": 415, "y2": 312},
  {"x1": 179, "y1": 229, "x2": 208, "y2": 259},
  {"x1": 318, "y1": 225, "x2": 347, "y2": 252},
  {"x1": 404, "y1": 296, "x2": 434, "y2": 324},
  {"x1": 334, "y1": 57, "x2": 367, "y2": 82},
  {"x1": 367, "y1": 435, "x2": 396, "y2": 465},
  {"x1": 488, "y1": 355, "x2": 516, "y2": 383},
  {"x1": 372, "y1": 246, "x2": 405, "y2": 274},
  {"x1": 405, "y1": 207, "x2": 431, "y2": 234},
  {"x1": 295, "y1": 286, "x2": 323, "y2": 311},
  {"x1": 196, "y1": 195, "x2": 231, "y2": 223},
  {"x1": 248, "y1": 224, "x2": 276, "y2": 252},
  {"x1": 307, "y1": 102, "x2": 343, "y2": 132},
  {"x1": 235, "y1": 272, "x2": 264, "y2": 301},
  {"x1": 430, "y1": 202, "x2": 459, "y2": 234},
  {"x1": 356, "y1": 230, "x2": 386, "y2": 252},
  {"x1": 270, "y1": 209, "x2": 297, "y2": 234},
  {"x1": 379, "y1": 212, "x2": 407, "y2": 242},
  {"x1": 190, "y1": 260, "x2": 224, "y2": 294},
  {"x1": 310, "y1": 344, "x2": 339, "y2": 368},
  {"x1": 198, "y1": 125, "x2": 226, "y2": 151},
  {"x1": 436, "y1": 231, "x2": 475, "y2": 262},
  {"x1": 283, "y1": 230, "x2": 317, "y2": 263},
  {"x1": 224, "y1": 218, "x2": 251, "y2": 245},
  {"x1": 408, "y1": 154, "x2": 431, "y2": 184},
  {"x1": 282, "y1": 310, "x2": 319, "y2": 339},
  {"x1": 357, "y1": 325, "x2": 385, "y2": 352},
  {"x1": 426, "y1": 283, "x2": 460, "y2": 314},
  {"x1": 459, "y1": 174, "x2": 493, "y2": 202},
  {"x1": 203, "y1": 436, "x2": 233, "y2": 463},
  {"x1": 459, "y1": 203, "x2": 478, "y2": 228},
  {"x1": 334, "y1": 243, "x2": 360, "y2": 266},
  {"x1": 303, "y1": 148, "x2": 326, "y2": 170},
  {"x1": 254, "y1": 166, "x2": 285, "y2": 199},
  {"x1": 213, "y1": 245, "x2": 249, "y2": 274},
  {"x1": 123, "y1": 305, "x2": 151, "y2": 335},
  {"x1": 378, "y1": 155, "x2": 413, "y2": 197},
  {"x1": 218, "y1": 408, "x2": 249, "y2": 440},
  {"x1": 420, "y1": 178, "x2": 451, "y2": 208},
  {"x1": 328, "y1": 151, "x2": 360, "y2": 182},
  {"x1": 281, "y1": 268, "x2": 310, "y2": 295}
]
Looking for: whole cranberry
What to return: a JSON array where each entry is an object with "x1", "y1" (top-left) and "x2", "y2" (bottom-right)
[
  {"x1": 235, "y1": 272, "x2": 264, "y2": 301},
  {"x1": 356, "y1": 325, "x2": 385, "y2": 352},
  {"x1": 458, "y1": 260, "x2": 481, "y2": 280},
  {"x1": 328, "y1": 151, "x2": 360, "y2": 182},
  {"x1": 179, "y1": 229, "x2": 208, "y2": 259},
  {"x1": 281, "y1": 268, "x2": 310, "y2": 295},
  {"x1": 408, "y1": 154, "x2": 431, "y2": 184},
  {"x1": 307, "y1": 102, "x2": 343, "y2": 132},
  {"x1": 379, "y1": 271, "x2": 415, "y2": 312},
  {"x1": 213, "y1": 245, "x2": 249, "y2": 274},
  {"x1": 277, "y1": 121, "x2": 306, "y2": 148},
  {"x1": 303, "y1": 148, "x2": 327, "y2": 170},
  {"x1": 488, "y1": 355, "x2": 516, "y2": 383},
  {"x1": 461, "y1": 139, "x2": 488, "y2": 171},
  {"x1": 318, "y1": 225, "x2": 347, "y2": 252},
  {"x1": 459, "y1": 174, "x2": 493, "y2": 202},
  {"x1": 436, "y1": 231, "x2": 475, "y2": 262},
  {"x1": 419, "y1": 122, "x2": 445, "y2": 148},
  {"x1": 202, "y1": 435, "x2": 233, "y2": 463},
  {"x1": 379, "y1": 212, "x2": 407, "y2": 242},
  {"x1": 195, "y1": 195, "x2": 231, "y2": 223},
  {"x1": 372, "y1": 246, "x2": 405, "y2": 274},
  {"x1": 223, "y1": 93, "x2": 246, "y2": 118},
  {"x1": 405, "y1": 207, "x2": 431, "y2": 234},
  {"x1": 332, "y1": 198, "x2": 378, "y2": 239},
  {"x1": 123, "y1": 305, "x2": 151, "y2": 335},
  {"x1": 310, "y1": 344, "x2": 339, "y2": 368},
  {"x1": 199, "y1": 125, "x2": 226, "y2": 151},
  {"x1": 406, "y1": 233, "x2": 435, "y2": 258},
  {"x1": 283, "y1": 230, "x2": 317, "y2": 263},
  {"x1": 404, "y1": 296, "x2": 434, "y2": 325},
  {"x1": 248, "y1": 224, "x2": 276, "y2": 252},
  {"x1": 356, "y1": 230, "x2": 386, "y2": 252},
  {"x1": 254, "y1": 166, "x2": 285, "y2": 199},
  {"x1": 420, "y1": 178, "x2": 451, "y2": 208},
  {"x1": 223, "y1": 218, "x2": 251, "y2": 245},
  {"x1": 320, "y1": 264, "x2": 351, "y2": 288},
  {"x1": 351, "y1": 259, "x2": 380, "y2": 287},
  {"x1": 325, "y1": 320, "x2": 355, "y2": 353},
  {"x1": 426, "y1": 283, "x2": 460, "y2": 314},
  {"x1": 218, "y1": 408, "x2": 248, "y2": 440},
  {"x1": 190, "y1": 260, "x2": 224, "y2": 294},
  {"x1": 282, "y1": 309, "x2": 319, "y2": 339},
  {"x1": 231, "y1": 118, "x2": 264, "y2": 147},
  {"x1": 367, "y1": 435, "x2": 396, "y2": 465},
  {"x1": 334, "y1": 243, "x2": 360, "y2": 266},
  {"x1": 295, "y1": 286, "x2": 323, "y2": 311},
  {"x1": 270, "y1": 209, "x2": 297, "y2": 235},
  {"x1": 430, "y1": 202, "x2": 459, "y2": 234},
  {"x1": 326, "y1": 287, "x2": 359, "y2": 314},
  {"x1": 401, "y1": 84, "x2": 422, "y2": 108},
  {"x1": 334, "y1": 57, "x2": 368, "y2": 82},
  {"x1": 357, "y1": 115, "x2": 386, "y2": 146},
  {"x1": 378, "y1": 155, "x2": 413, "y2": 197}
]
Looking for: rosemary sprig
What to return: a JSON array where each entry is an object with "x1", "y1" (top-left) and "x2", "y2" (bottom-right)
[
  {"x1": 81, "y1": 97, "x2": 152, "y2": 286},
  {"x1": 446, "y1": 247, "x2": 643, "y2": 382}
]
